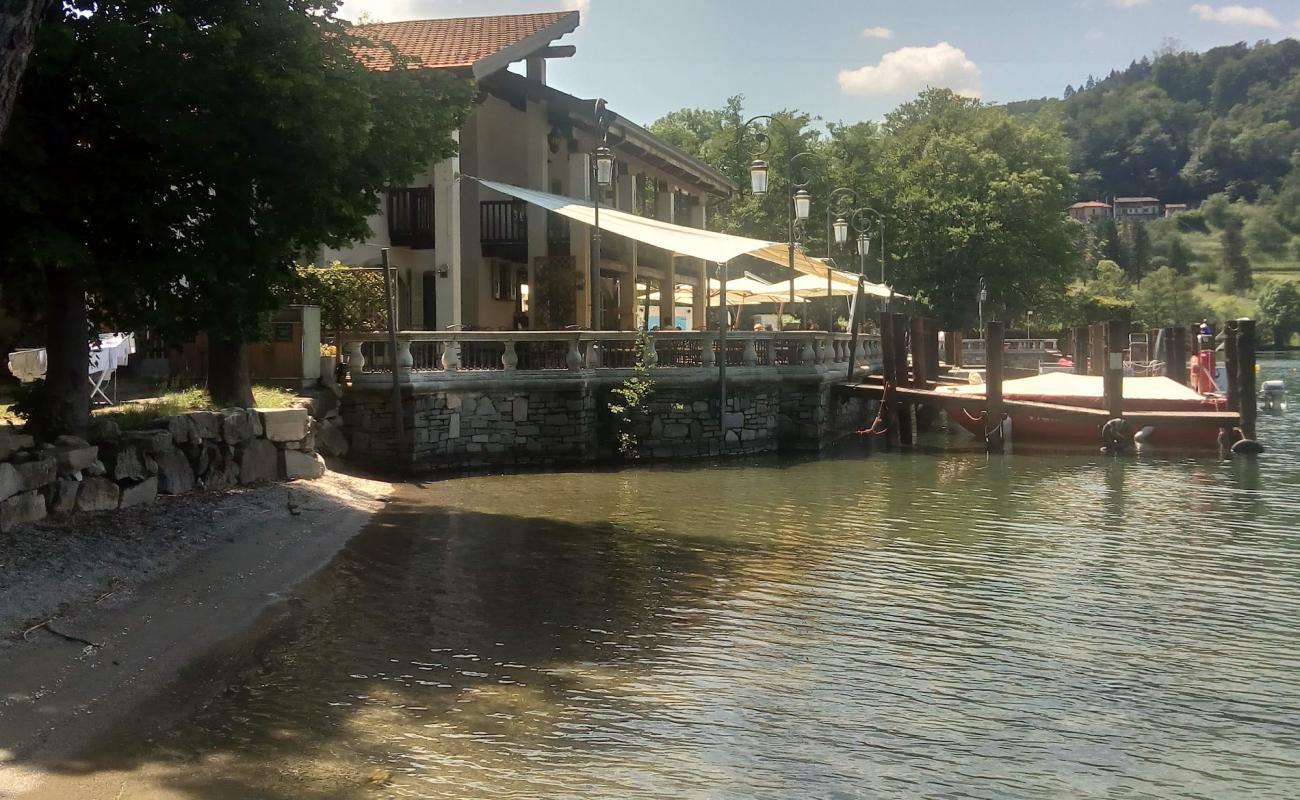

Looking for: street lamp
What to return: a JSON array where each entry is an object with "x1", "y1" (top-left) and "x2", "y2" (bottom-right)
[
  {"x1": 1027, "y1": 309, "x2": 1034, "y2": 340},
  {"x1": 735, "y1": 115, "x2": 822, "y2": 323},
  {"x1": 978, "y1": 277, "x2": 988, "y2": 335},
  {"x1": 590, "y1": 100, "x2": 613, "y2": 331},
  {"x1": 844, "y1": 207, "x2": 876, "y2": 381},
  {"x1": 824, "y1": 187, "x2": 858, "y2": 330}
]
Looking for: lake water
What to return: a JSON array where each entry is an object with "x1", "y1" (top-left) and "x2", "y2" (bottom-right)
[{"x1": 42, "y1": 358, "x2": 1300, "y2": 799}]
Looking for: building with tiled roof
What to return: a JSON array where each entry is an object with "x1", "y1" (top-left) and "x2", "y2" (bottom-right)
[
  {"x1": 1067, "y1": 201, "x2": 1112, "y2": 222},
  {"x1": 324, "y1": 11, "x2": 735, "y2": 333},
  {"x1": 1113, "y1": 196, "x2": 1162, "y2": 221}
]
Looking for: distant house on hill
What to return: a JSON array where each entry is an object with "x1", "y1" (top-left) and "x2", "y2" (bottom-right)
[
  {"x1": 1113, "y1": 197, "x2": 1161, "y2": 221},
  {"x1": 1067, "y1": 200, "x2": 1112, "y2": 222},
  {"x1": 1164, "y1": 203, "x2": 1189, "y2": 217}
]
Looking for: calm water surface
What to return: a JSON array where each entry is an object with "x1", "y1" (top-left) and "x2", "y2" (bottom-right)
[{"x1": 58, "y1": 359, "x2": 1300, "y2": 798}]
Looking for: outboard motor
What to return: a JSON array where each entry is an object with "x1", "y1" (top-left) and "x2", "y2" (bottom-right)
[{"x1": 1260, "y1": 379, "x2": 1286, "y2": 414}]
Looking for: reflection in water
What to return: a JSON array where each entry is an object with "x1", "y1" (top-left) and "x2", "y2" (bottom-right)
[{"x1": 37, "y1": 360, "x2": 1300, "y2": 799}]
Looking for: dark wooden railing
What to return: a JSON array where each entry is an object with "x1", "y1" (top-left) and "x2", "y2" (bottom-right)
[
  {"x1": 480, "y1": 200, "x2": 528, "y2": 261},
  {"x1": 388, "y1": 187, "x2": 435, "y2": 249}
]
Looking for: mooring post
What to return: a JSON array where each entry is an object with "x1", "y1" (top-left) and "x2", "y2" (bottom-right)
[
  {"x1": 1170, "y1": 326, "x2": 1188, "y2": 385},
  {"x1": 878, "y1": 311, "x2": 899, "y2": 448},
  {"x1": 1224, "y1": 320, "x2": 1240, "y2": 414},
  {"x1": 911, "y1": 317, "x2": 936, "y2": 433},
  {"x1": 1237, "y1": 319, "x2": 1258, "y2": 441},
  {"x1": 1073, "y1": 325, "x2": 1090, "y2": 376},
  {"x1": 925, "y1": 319, "x2": 941, "y2": 383},
  {"x1": 1090, "y1": 322, "x2": 1107, "y2": 377},
  {"x1": 1104, "y1": 319, "x2": 1126, "y2": 419},
  {"x1": 985, "y1": 320, "x2": 1005, "y2": 452},
  {"x1": 892, "y1": 313, "x2": 914, "y2": 445}
]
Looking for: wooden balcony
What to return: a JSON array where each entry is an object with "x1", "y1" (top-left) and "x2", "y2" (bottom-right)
[
  {"x1": 480, "y1": 200, "x2": 528, "y2": 262},
  {"x1": 388, "y1": 187, "x2": 435, "y2": 250}
]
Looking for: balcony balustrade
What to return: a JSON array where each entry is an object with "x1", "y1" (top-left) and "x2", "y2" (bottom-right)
[{"x1": 337, "y1": 329, "x2": 882, "y2": 387}]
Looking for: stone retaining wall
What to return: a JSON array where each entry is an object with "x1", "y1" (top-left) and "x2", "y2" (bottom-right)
[
  {"x1": 0, "y1": 407, "x2": 324, "y2": 532},
  {"x1": 342, "y1": 370, "x2": 875, "y2": 473}
]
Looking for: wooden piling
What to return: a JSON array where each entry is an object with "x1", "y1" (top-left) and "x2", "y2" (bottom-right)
[
  {"x1": 925, "y1": 319, "x2": 941, "y2": 383},
  {"x1": 1223, "y1": 320, "x2": 1240, "y2": 414},
  {"x1": 1104, "y1": 319, "x2": 1126, "y2": 420},
  {"x1": 985, "y1": 320, "x2": 1005, "y2": 452},
  {"x1": 879, "y1": 311, "x2": 901, "y2": 448},
  {"x1": 1170, "y1": 326, "x2": 1188, "y2": 385},
  {"x1": 910, "y1": 317, "x2": 929, "y2": 389},
  {"x1": 1237, "y1": 319, "x2": 1258, "y2": 440},
  {"x1": 1090, "y1": 322, "x2": 1107, "y2": 377},
  {"x1": 893, "y1": 313, "x2": 914, "y2": 445},
  {"x1": 1073, "y1": 325, "x2": 1090, "y2": 376}
]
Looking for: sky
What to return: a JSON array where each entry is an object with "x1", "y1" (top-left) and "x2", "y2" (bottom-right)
[{"x1": 339, "y1": 0, "x2": 1300, "y2": 127}]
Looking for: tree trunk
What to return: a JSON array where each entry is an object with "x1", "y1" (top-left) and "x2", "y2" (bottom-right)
[
  {"x1": 44, "y1": 263, "x2": 90, "y2": 436},
  {"x1": 207, "y1": 334, "x2": 255, "y2": 408},
  {"x1": 0, "y1": 0, "x2": 58, "y2": 144}
]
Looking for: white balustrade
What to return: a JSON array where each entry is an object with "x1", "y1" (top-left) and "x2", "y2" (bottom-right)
[{"x1": 333, "y1": 330, "x2": 882, "y2": 386}]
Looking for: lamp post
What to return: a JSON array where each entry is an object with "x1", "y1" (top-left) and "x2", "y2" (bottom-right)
[
  {"x1": 1027, "y1": 309, "x2": 1034, "y2": 341},
  {"x1": 590, "y1": 99, "x2": 614, "y2": 331},
  {"x1": 844, "y1": 209, "x2": 874, "y2": 381},
  {"x1": 739, "y1": 115, "x2": 819, "y2": 328},
  {"x1": 978, "y1": 277, "x2": 988, "y2": 336},
  {"x1": 826, "y1": 187, "x2": 857, "y2": 330}
]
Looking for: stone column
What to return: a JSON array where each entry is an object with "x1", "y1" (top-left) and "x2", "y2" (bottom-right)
[
  {"x1": 433, "y1": 134, "x2": 461, "y2": 330},
  {"x1": 569, "y1": 151, "x2": 591, "y2": 328},
  {"x1": 525, "y1": 97, "x2": 549, "y2": 288},
  {"x1": 690, "y1": 198, "x2": 707, "y2": 330}
]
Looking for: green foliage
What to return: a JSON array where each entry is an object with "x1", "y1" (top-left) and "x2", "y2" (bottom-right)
[
  {"x1": 1099, "y1": 218, "x2": 1125, "y2": 265},
  {"x1": 294, "y1": 262, "x2": 386, "y2": 334},
  {"x1": 607, "y1": 331, "x2": 655, "y2": 456},
  {"x1": 1055, "y1": 39, "x2": 1300, "y2": 203},
  {"x1": 1256, "y1": 280, "x2": 1300, "y2": 346},
  {"x1": 1130, "y1": 267, "x2": 1210, "y2": 328},
  {"x1": 1167, "y1": 236, "x2": 1192, "y2": 275},
  {"x1": 1126, "y1": 222, "x2": 1151, "y2": 278},
  {"x1": 1220, "y1": 218, "x2": 1252, "y2": 292},
  {"x1": 0, "y1": 0, "x2": 471, "y2": 398},
  {"x1": 9, "y1": 380, "x2": 54, "y2": 437}
]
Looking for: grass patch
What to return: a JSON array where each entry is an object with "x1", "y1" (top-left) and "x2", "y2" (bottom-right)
[{"x1": 95, "y1": 384, "x2": 299, "y2": 431}]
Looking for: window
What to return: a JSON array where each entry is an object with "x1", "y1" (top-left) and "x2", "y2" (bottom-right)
[{"x1": 491, "y1": 260, "x2": 518, "y2": 301}]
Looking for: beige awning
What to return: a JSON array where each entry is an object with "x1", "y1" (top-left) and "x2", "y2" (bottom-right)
[{"x1": 469, "y1": 177, "x2": 899, "y2": 297}]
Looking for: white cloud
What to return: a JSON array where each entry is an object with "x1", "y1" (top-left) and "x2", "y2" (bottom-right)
[
  {"x1": 1085, "y1": 29, "x2": 1106, "y2": 40},
  {"x1": 1189, "y1": 4, "x2": 1282, "y2": 27},
  {"x1": 339, "y1": 0, "x2": 419, "y2": 22},
  {"x1": 861, "y1": 26, "x2": 895, "y2": 39},
  {"x1": 838, "y1": 42, "x2": 982, "y2": 99},
  {"x1": 561, "y1": 0, "x2": 590, "y2": 13},
  {"x1": 1108, "y1": 0, "x2": 1151, "y2": 7}
]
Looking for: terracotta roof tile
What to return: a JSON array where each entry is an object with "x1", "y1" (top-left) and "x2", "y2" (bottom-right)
[
  {"x1": 352, "y1": 12, "x2": 575, "y2": 71},
  {"x1": 1070, "y1": 201, "x2": 1112, "y2": 208}
]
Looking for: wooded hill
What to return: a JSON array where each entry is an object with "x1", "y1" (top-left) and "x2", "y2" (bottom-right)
[{"x1": 1007, "y1": 39, "x2": 1300, "y2": 205}]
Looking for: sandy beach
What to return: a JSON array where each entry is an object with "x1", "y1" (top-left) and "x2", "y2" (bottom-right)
[{"x1": 0, "y1": 468, "x2": 395, "y2": 799}]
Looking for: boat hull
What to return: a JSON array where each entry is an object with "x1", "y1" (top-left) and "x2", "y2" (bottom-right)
[{"x1": 948, "y1": 394, "x2": 1225, "y2": 448}]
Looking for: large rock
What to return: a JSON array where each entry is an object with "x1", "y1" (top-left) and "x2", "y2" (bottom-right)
[
  {"x1": 238, "y1": 439, "x2": 278, "y2": 485},
  {"x1": 315, "y1": 421, "x2": 349, "y2": 458},
  {"x1": 50, "y1": 478, "x2": 81, "y2": 515},
  {"x1": 119, "y1": 476, "x2": 158, "y2": 508},
  {"x1": 200, "y1": 446, "x2": 239, "y2": 493},
  {"x1": 0, "y1": 463, "x2": 22, "y2": 503},
  {"x1": 0, "y1": 491, "x2": 47, "y2": 532},
  {"x1": 54, "y1": 443, "x2": 99, "y2": 474},
  {"x1": 122, "y1": 429, "x2": 174, "y2": 455},
  {"x1": 257, "y1": 408, "x2": 309, "y2": 443},
  {"x1": 86, "y1": 418, "x2": 122, "y2": 445},
  {"x1": 281, "y1": 450, "x2": 326, "y2": 480},
  {"x1": 14, "y1": 457, "x2": 56, "y2": 491},
  {"x1": 186, "y1": 411, "x2": 221, "y2": 440},
  {"x1": 220, "y1": 408, "x2": 256, "y2": 445},
  {"x1": 103, "y1": 445, "x2": 149, "y2": 482},
  {"x1": 77, "y1": 477, "x2": 120, "y2": 512},
  {"x1": 154, "y1": 449, "x2": 196, "y2": 495},
  {"x1": 157, "y1": 414, "x2": 200, "y2": 445}
]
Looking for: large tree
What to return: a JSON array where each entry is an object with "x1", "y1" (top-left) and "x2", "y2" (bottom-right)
[
  {"x1": 0, "y1": 0, "x2": 56, "y2": 144},
  {"x1": 0, "y1": 0, "x2": 470, "y2": 429}
]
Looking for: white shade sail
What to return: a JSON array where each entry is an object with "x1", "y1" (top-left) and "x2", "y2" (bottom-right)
[{"x1": 471, "y1": 177, "x2": 899, "y2": 298}]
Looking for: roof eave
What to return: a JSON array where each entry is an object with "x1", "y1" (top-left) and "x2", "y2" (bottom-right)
[{"x1": 469, "y1": 11, "x2": 580, "y2": 80}]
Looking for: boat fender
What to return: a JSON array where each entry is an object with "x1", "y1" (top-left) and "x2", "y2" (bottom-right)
[
  {"x1": 1133, "y1": 425, "x2": 1156, "y2": 444},
  {"x1": 1101, "y1": 418, "x2": 1134, "y2": 454},
  {"x1": 1230, "y1": 438, "x2": 1265, "y2": 456}
]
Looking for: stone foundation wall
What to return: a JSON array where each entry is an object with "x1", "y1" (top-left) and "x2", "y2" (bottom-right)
[
  {"x1": 342, "y1": 370, "x2": 874, "y2": 473},
  {"x1": 0, "y1": 407, "x2": 324, "y2": 533}
]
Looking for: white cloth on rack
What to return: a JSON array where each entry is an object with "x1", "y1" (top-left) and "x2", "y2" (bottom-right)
[{"x1": 7, "y1": 333, "x2": 136, "y2": 392}]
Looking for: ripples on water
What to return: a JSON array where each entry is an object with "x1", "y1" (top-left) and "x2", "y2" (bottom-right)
[{"x1": 86, "y1": 360, "x2": 1300, "y2": 799}]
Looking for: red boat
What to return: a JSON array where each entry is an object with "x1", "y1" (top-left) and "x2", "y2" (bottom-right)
[{"x1": 938, "y1": 372, "x2": 1227, "y2": 447}]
